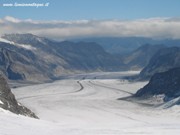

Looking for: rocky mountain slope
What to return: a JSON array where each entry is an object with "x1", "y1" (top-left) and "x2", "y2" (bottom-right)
[
  {"x1": 3, "y1": 33, "x2": 177, "y2": 82},
  {"x1": 74, "y1": 37, "x2": 180, "y2": 54},
  {"x1": 123, "y1": 44, "x2": 165, "y2": 70},
  {"x1": 0, "y1": 33, "x2": 124, "y2": 81},
  {"x1": 135, "y1": 67, "x2": 180, "y2": 104},
  {"x1": 138, "y1": 47, "x2": 180, "y2": 80},
  {"x1": 0, "y1": 74, "x2": 38, "y2": 118}
]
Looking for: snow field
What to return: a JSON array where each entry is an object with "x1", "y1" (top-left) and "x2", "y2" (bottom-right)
[{"x1": 0, "y1": 71, "x2": 180, "y2": 135}]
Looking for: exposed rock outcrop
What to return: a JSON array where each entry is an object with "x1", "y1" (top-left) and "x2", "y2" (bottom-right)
[
  {"x1": 135, "y1": 67, "x2": 180, "y2": 101},
  {"x1": 138, "y1": 47, "x2": 180, "y2": 80},
  {"x1": 0, "y1": 74, "x2": 38, "y2": 118},
  {"x1": 123, "y1": 44, "x2": 165, "y2": 70}
]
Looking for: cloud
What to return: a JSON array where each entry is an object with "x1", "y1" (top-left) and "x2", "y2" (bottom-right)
[
  {"x1": 4, "y1": 16, "x2": 21, "y2": 23},
  {"x1": 1, "y1": 16, "x2": 180, "y2": 40}
]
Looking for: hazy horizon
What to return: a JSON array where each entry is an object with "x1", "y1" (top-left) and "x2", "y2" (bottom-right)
[{"x1": 1, "y1": 0, "x2": 180, "y2": 40}]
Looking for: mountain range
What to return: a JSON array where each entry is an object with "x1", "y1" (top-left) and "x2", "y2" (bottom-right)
[
  {"x1": 122, "y1": 44, "x2": 165, "y2": 70},
  {"x1": 0, "y1": 34, "x2": 125, "y2": 81},
  {"x1": 1, "y1": 33, "x2": 180, "y2": 115},
  {"x1": 73, "y1": 37, "x2": 180, "y2": 54},
  {"x1": 1, "y1": 33, "x2": 180, "y2": 82}
]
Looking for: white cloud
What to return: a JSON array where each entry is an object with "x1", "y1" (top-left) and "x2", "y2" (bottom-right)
[
  {"x1": 1, "y1": 16, "x2": 180, "y2": 40},
  {"x1": 4, "y1": 16, "x2": 21, "y2": 23}
]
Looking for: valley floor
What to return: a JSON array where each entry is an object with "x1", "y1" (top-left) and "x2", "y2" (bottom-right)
[{"x1": 1, "y1": 71, "x2": 180, "y2": 135}]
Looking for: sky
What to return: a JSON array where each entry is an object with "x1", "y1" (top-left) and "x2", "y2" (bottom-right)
[
  {"x1": 0, "y1": 0, "x2": 180, "y2": 39},
  {"x1": 0, "y1": 0, "x2": 180, "y2": 20}
]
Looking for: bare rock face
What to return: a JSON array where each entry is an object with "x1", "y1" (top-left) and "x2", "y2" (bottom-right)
[
  {"x1": 123, "y1": 44, "x2": 165, "y2": 70},
  {"x1": 139, "y1": 47, "x2": 180, "y2": 80},
  {"x1": 135, "y1": 67, "x2": 180, "y2": 101},
  {"x1": 0, "y1": 74, "x2": 38, "y2": 118}
]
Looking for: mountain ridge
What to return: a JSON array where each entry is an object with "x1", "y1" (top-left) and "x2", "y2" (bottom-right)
[
  {"x1": 122, "y1": 44, "x2": 166, "y2": 70},
  {"x1": 138, "y1": 47, "x2": 180, "y2": 80},
  {"x1": 0, "y1": 74, "x2": 38, "y2": 118},
  {"x1": 135, "y1": 67, "x2": 180, "y2": 103},
  {"x1": 0, "y1": 33, "x2": 125, "y2": 81},
  {"x1": 73, "y1": 37, "x2": 180, "y2": 54}
]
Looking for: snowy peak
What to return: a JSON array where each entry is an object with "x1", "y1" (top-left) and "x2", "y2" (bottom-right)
[
  {"x1": 2, "y1": 33, "x2": 48, "y2": 45},
  {"x1": 0, "y1": 36, "x2": 36, "y2": 50},
  {"x1": 0, "y1": 37, "x2": 14, "y2": 44}
]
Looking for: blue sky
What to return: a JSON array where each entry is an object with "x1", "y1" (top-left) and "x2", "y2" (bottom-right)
[
  {"x1": 1, "y1": 0, "x2": 180, "y2": 39},
  {"x1": 0, "y1": 0, "x2": 180, "y2": 20}
]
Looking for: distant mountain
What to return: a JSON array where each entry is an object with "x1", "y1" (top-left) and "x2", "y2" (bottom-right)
[
  {"x1": 0, "y1": 41, "x2": 64, "y2": 82},
  {"x1": 0, "y1": 33, "x2": 124, "y2": 81},
  {"x1": 2, "y1": 33, "x2": 48, "y2": 45},
  {"x1": 73, "y1": 37, "x2": 180, "y2": 54},
  {"x1": 73, "y1": 37, "x2": 153, "y2": 54},
  {"x1": 4, "y1": 34, "x2": 180, "y2": 82},
  {"x1": 138, "y1": 47, "x2": 180, "y2": 80},
  {"x1": 123, "y1": 44, "x2": 165, "y2": 70},
  {"x1": 0, "y1": 74, "x2": 38, "y2": 118},
  {"x1": 50, "y1": 41, "x2": 124, "y2": 71},
  {"x1": 135, "y1": 67, "x2": 180, "y2": 103}
]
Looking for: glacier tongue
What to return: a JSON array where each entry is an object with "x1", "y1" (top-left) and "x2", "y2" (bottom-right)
[{"x1": 4, "y1": 71, "x2": 180, "y2": 135}]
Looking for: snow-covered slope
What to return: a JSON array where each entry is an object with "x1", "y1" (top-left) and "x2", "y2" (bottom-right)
[
  {"x1": 1, "y1": 71, "x2": 179, "y2": 135},
  {"x1": 0, "y1": 33, "x2": 127, "y2": 81},
  {"x1": 0, "y1": 37, "x2": 36, "y2": 50}
]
